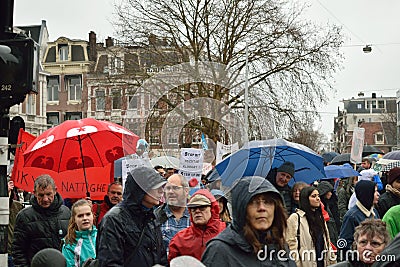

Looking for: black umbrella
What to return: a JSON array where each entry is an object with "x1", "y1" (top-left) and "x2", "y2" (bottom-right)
[
  {"x1": 330, "y1": 153, "x2": 351, "y2": 165},
  {"x1": 362, "y1": 145, "x2": 384, "y2": 157},
  {"x1": 322, "y1": 152, "x2": 339, "y2": 164},
  {"x1": 383, "y1": 151, "x2": 400, "y2": 160}
]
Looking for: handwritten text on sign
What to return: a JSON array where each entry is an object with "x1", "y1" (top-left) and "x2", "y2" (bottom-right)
[{"x1": 179, "y1": 148, "x2": 204, "y2": 184}]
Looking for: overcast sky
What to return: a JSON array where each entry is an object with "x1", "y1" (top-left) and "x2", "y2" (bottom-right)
[{"x1": 13, "y1": 0, "x2": 400, "y2": 138}]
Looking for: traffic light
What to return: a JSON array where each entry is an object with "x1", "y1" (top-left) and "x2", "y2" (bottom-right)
[{"x1": 0, "y1": 38, "x2": 36, "y2": 108}]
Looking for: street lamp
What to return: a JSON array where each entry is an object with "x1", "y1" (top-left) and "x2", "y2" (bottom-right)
[{"x1": 363, "y1": 45, "x2": 372, "y2": 53}]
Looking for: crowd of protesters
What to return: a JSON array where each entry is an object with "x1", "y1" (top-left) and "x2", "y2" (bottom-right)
[{"x1": 6, "y1": 154, "x2": 400, "y2": 267}]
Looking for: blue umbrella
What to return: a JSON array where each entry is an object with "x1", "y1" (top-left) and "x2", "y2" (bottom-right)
[
  {"x1": 323, "y1": 163, "x2": 360, "y2": 179},
  {"x1": 208, "y1": 138, "x2": 325, "y2": 187}
]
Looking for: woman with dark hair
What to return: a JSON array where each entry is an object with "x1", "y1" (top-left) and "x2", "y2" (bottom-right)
[
  {"x1": 317, "y1": 181, "x2": 338, "y2": 247},
  {"x1": 202, "y1": 176, "x2": 295, "y2": 267},
  {"x1": 286, "y1": 186, "x2": 335, "y2": 267}
]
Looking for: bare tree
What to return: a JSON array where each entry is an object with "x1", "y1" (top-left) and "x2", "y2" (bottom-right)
[
  {"x1": 287, "y1": 121, "x2": 326, "y2": 152},
  {"x1": 112, "y1": 0, "x2": 344, "y2": 143}
]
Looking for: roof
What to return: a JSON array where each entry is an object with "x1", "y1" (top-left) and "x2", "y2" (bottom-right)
[{"x1": 16, "y1": 25, "x2": 41, "y2": 43}]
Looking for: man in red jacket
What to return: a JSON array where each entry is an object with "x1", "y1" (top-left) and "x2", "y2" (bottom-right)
[
  {"x1": 168, "y1": 189, "x2": 226, "y2": 262},
  {"x1": 92, "y1": 181, "x2": 123, "y2": 226}
]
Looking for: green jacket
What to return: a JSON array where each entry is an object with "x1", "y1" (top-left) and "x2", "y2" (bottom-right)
[
  {"x1": 382, "y1": 204, "x2": 400, "y2": 239},
  {"x1": 62, "y1": 227, "x2": 97, "y2": 267}
]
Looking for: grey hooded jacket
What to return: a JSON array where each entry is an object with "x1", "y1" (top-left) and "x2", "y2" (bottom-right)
[{"x1": 201, "y1": 176, "x2": 296, "y2": 267}]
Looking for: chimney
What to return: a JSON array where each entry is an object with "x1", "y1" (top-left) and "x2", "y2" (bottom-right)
[
  {"x1": 88, "y1": 31, "x2": 97, "y2": 61},
  {"x1": 358, "y1": 92, "x2": 364, "y2": 97},
  {"x1": 105, "y1": 37, "x2": 114, "y2": 48},
  {"x1": 372, "y1": 93, "x2": 376, "y2": 98}
]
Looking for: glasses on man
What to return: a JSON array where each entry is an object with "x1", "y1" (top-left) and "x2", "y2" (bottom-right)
[
  {"x1": 357, "y1": 239, "x2": 384, "y2": 248},
  {"x1": 189, "y1": 206, "x2": 210, "y2": 212},
  {"x1": 164, "y1": 185, "x2": 185, "y2": 192}
]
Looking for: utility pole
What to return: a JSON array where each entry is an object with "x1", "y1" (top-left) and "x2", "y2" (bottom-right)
[
  {"x1": 0, "y1": 1, "x2": 14, "y2": 266},
  {"x1": 0, "y1": 1, "x2": 36, "y2": 266}
]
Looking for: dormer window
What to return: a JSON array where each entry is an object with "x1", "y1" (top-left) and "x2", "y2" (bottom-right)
[
  {"x1": 59, "y1": 44, "x2": 69, "y2": 61},
  {"x1": 375, "y1": 132, "x2": 384, "y2": 144}
]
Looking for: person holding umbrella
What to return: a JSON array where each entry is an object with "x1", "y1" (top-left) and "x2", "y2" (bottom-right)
[{"x1": 266, "y1": 161, "x2": 295, "y2": 215}]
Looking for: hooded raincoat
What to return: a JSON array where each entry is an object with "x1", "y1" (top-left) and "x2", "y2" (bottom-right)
[
  {"x1": 168, "y1": 189, "x2": 226, "y2": 261},
  {"x1": 201, "y1": 176, "x2": 296, "y2": 267},
  {"x1": 96, "y1": 167, "x2": 167, "y2": 267}
]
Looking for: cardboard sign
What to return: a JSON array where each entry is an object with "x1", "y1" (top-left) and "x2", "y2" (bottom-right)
[
  {"x1": 179, "y1": 148, "x2": 204, "y2": 183},
  {"x1": 350, "y1": 127, "x2": 365, "y2": 164},
  {"x1": 121, "y1": 157, "x2": 151, "y2": 186},
  {"x1": 216, "y1": 142, "x2": 239, "y2": 164}
]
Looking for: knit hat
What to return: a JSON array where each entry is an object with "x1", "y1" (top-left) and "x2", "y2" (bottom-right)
[
  {"x1": 317, "y1": 181, "x2": 333, "y2": 196},
  {"x1": 355, "y1": 180, "x2": 376, "y2": 210},
  {"x1": 31, "y1": 248, "x2": 66, "y2": 267},
  {"x1": 277, "y1": 161, "x2": 295, "y2": 177},
  {"x1": 387, "y1": 167, "x2": 400, "y2": 185}
]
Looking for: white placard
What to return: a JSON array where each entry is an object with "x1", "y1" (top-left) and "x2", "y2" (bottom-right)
[
  {"x1": 179, "y1": 148, "x2": 204, "y2": 183},
  {"x1": 122, "y1": 156, "x2": 151, "y2": 187},
  {"x1": 216, "y1": 142, "x2": 239, "y2": 164},
  {"x1": 350, "y1": 127, "x2": 365, "y2": 164}
]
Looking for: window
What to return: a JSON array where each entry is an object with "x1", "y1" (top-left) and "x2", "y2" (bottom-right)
[
  {"x1": 128, "y1": 95, "x2": 138, "y2": 109},
  {"x1": 66, "y1": 76, "x2": 82, "y2": 101},
  {"x1": 378, "y1": 100, "x2": 385, "y2": 109},
  {"x1": 357, "y1": 103, "x2": 362, "y2": 109},
  {"x1": 47, "y1": 76, "x2": 59, "y2": 101},
  {"x1": 26, "y1": 94, "x2": 35, "y2": 114},
  {"x1": 109, "y1": 56, "x2": 123, "y2": 74},
  {"x1": 168, "y1": 135, "x2": 178, "y2": 144},
  {"x1": 59, "y1": 44, "x2": 69, "y2": 61},
  {"x1": 366, "y1": 100, "x2": 376, "y2": 109},
  {"x1": 96, "y1": 90, "x2": 105, "y2": 110},
  {"x1": 375, "y1": 132, "x2": 384, "y2": 144},
  {"x1": 47, "y1": 112, "x2": 59, "y2": 126},
  {"x1": 112, "y1": 89, "x2": 121, "y2": 109},
  {"x1": 65, "y1": 112, "x2": 82, "y2": 120},
  {"x1": 150, "y1": 136, "x2": 160, "y2": 145}
]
